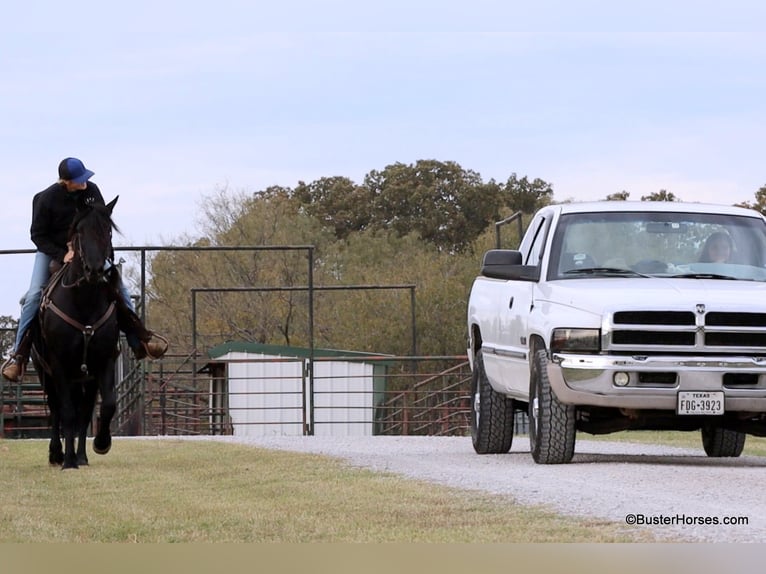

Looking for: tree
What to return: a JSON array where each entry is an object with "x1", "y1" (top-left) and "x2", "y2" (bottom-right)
[
  {"x1": 146, "y1": 189, "x2": 337, "y2": 352},
  {"x1": 363, "y1": 160, "x2": 502, "y2": 253},
  {"x1": 0, "y1": 315, "x2": 17, "y2": 358},
  {"x1": 735, "y1": 184, "x2": 766, "y2": 214},
  {"x1": 641, "y1": 189, "x2": 680, "y2": 202},
  {"x1": 288, "y1": 161, "x2": 549, "y2": 253},
  {"x1": 605, "y1": 191, "x2": 630, "y2": 201},
  {"x1": 292, "y1": 177, "x2": 372, "y2": 240},
  {"x1": 316, "y1": 229, "x2": 488, "y2": 356},
  {"x1": 502, "y1": 174, "x2": 554, "y2": 213}
]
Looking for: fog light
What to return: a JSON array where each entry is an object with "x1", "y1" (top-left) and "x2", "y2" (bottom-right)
[{"x1": 613, "y1": 372, "x2": 630, "y2": 387}]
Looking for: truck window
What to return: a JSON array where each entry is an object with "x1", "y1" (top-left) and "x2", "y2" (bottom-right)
[{"x1": 520, "y1": 215, "x2": 550, "y2": 266}]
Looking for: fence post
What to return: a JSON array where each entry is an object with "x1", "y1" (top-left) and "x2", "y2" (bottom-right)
[
  {"x1": 160, "y1": 379, "x2": 166, "y2": 435},
  {"x1": 402, "y1": 390, "x2": 410, "y2": 435},
  {"x1": 0, "y1": 376, "x2": 4, "y2": 438}
]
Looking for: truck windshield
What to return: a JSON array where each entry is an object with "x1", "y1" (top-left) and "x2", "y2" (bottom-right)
[{"x1": 548, "y1": 211, "x2": 766, "y2": 281}]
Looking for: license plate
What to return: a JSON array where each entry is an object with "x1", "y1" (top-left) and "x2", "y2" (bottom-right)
[{"x1": 677, "y1": 391, "x2": 724, "y2": 415}]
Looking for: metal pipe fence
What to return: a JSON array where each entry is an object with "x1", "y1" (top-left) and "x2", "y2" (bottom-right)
[
  {"x1": 3, "y1": 352, "x2": 532, "y2": 439},
  {"x1": 134, "y1": 354, "x2": 474, "y2": 437},
  {"x1": 1, "y1": 245, "x2": 487, "y2": 439}
]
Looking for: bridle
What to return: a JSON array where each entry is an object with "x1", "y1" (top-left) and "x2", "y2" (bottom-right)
[{"x1": 61, "y1": 232, "x2": 114, "y2": 288}]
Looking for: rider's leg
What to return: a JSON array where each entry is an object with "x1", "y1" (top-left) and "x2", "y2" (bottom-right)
[
  {"x1": 2, "y1": 252, "x2": 52, "y2": 381},
  {"x1": 106, "y1": 265, "x2": 167, "y2": 360}
]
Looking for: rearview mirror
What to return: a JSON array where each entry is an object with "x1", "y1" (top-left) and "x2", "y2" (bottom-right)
[{"x1": 646, "y1": 221, "x2": 687, "y2": 234}]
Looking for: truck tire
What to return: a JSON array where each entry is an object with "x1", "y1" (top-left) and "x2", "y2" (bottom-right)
[
  {"x1": 529, "y1": 349, "x2": 576, "y2": 464},
  {"x1": 471, "y1": 350, "x2": 514, "y2": 454},
  {"x1": 701, "y1": 425, "x2": 746, "y2": 457}
]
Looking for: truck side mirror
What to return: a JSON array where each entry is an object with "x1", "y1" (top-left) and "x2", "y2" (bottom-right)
[
  {"x1": 483, "y1": 249, "x2": 523, "y2": 267},
  {"x1": 480, "y1": 249, "x2": 539, "y2": 281}
]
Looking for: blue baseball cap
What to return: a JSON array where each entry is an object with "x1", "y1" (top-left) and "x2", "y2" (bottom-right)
[{"x1": 58, "y1": 157, "x2": 95, "y2": 184}]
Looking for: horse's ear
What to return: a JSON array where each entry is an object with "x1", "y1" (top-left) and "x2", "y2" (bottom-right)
[{"x1": 106, "y1": 196, "x2": 119, "y2": 215}]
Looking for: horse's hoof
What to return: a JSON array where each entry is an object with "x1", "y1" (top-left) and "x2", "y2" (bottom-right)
[
  {"x1": 93, "y1": 438, "x2": 111, "y2": 455},
  {"x1": 49, "y1": 452, "x2": 64, "y2": 465}
]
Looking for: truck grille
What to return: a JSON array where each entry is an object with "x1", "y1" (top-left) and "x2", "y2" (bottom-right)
[{"x1": 607, "y1": 310, "x2": 766, "y2": 353}]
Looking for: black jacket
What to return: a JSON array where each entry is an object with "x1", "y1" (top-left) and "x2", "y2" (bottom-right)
[{"x1": 30, "y1": 181, "x2": 105, "y2": 263}]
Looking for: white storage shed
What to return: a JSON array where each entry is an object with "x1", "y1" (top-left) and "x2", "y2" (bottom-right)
[{"x1": 206, "y1": 342, "x2": 389, "y2": 437}]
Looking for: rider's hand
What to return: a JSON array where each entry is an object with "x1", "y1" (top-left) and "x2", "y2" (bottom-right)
[{"x1": 63, "y1": 242, "x2": 75, "y2": 263}]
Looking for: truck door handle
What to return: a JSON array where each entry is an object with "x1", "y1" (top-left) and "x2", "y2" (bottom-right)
[{"x1": 509, "y1": 297, "x2": 514, "y2": 309}]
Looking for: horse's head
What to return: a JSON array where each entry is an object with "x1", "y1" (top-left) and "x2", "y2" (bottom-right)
[{"x1": 68, "y1": 196, "x2": 120, "y2": 284}]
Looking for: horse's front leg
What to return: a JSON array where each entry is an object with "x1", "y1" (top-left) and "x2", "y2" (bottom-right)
[
  {"x1": 46, "y1": 384, "x2": 64, "y2": 465},
  {"x1": 48, "y1": 408, "x2": 64, "y2": 466},
  {"x1": 93, "y1": 370, "x2": 116, "y2": 455},
  {"x1": 62, "y1": 430, "x2": 77, "y2": 469},
  {"x1": 59, "y1": 387, "x2": 79, "y2": 470},
  {"x1": 77, "y1": 379, "x2": 99, "y2": 465},
  {"x1": 76, "y1": 413, "x2": 90, "y2": 467}
]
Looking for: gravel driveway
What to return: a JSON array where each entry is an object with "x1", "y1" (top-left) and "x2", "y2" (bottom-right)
[{"x1": 205, "y1": 434, "x2": 766, "y2": 543}]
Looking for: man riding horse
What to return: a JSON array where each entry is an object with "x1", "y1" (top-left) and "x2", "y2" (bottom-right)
[
  {"x1": 39, "y1": 197, "x2": 123, "y2": 468},
  {"x1": 2, "y1": 157, "x2": 167, "y2": 382}
]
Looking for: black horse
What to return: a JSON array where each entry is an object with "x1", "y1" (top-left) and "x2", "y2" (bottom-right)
[{"x1": 31, "y1": 197, "x2": 121, "y2": 469}]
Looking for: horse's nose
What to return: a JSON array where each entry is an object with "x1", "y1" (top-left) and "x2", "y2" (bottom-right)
[{"x1": 83, "y1": 262, "x2": 105, "y2": 282}]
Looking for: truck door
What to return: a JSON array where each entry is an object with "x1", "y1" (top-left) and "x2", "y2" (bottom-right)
[{"x1": 486, "y1": 213, "x2": 550, "y2": 397}]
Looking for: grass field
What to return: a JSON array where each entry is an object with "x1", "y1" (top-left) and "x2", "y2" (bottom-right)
[
  {"x1": 583, "y1": 429, "x2": 766, "y2": 456},
  {"x1": 0, "y1": 438, "x2": 664, "y2": 543}
]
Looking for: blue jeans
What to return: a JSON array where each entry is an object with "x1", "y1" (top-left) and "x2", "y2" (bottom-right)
[{"x1": 14, "y1": 251, "x2": 137, "y2": 352}]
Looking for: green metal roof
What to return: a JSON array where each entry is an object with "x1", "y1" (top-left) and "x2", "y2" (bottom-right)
[{"x1": 207, "y1": 341, "x2": 393, "y2": 363}]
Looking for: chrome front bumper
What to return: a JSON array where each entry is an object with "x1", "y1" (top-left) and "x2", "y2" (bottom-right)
[{"x1": 547, "y1": 352, "x2": 766, "y2": 411}]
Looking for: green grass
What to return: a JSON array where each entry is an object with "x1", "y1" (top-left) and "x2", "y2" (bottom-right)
[
  {"x1": 0, "y1": 438, "x2": 663, "y2": 543},
  {"x1": 582, "y1": 430, "x2": 766, "y2": 456}
]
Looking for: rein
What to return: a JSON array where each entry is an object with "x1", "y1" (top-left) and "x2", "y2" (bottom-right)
[{"x1": 60, "y1": 235, "x2": 91, "y2": 288}]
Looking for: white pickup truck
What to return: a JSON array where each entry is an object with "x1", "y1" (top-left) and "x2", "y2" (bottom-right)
[{"x1": 466, "y1": 201, "x2": 766, "y2": 463}]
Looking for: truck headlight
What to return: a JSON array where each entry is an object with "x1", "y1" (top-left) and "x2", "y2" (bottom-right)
[{"x1": 551, "y1": 328, "x2": 601, "y2": 353}]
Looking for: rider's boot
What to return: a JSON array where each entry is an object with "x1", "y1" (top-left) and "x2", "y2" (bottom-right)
[
  {"x1": 1, "y1": 330, "x2": 33, "y2": 382},
  {"x1": 114, "y1": 300, "x2": 168, "y2": 360}
]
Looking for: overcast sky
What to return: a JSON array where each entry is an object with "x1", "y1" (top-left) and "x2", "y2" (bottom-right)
[{"x1": 1, "y1": 1, "x2": 765, "y2": 317}]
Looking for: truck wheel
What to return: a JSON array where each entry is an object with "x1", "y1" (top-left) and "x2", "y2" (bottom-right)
[
  {"x1": 701, "y1": 425, "x2": 746, "y2": 457},
  {"x1": 528, "y1": 349, "x2": 576, "y2": 464},
  {"x1": 471, "y1": 350, "x2": 514, "y2": 454}
]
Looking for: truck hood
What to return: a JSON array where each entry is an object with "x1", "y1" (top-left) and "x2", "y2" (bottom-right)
[{"x1": 539, "y1": 277, "x2": 766, "y2": 314}]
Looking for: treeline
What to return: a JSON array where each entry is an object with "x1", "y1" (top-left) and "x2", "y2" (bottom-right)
[
  {"x1": 2, "y1": 164, "x2": 763, "y2": 360},
  {"x1": 142, "y1": 160, "x2": 553, "y2": 357}
]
